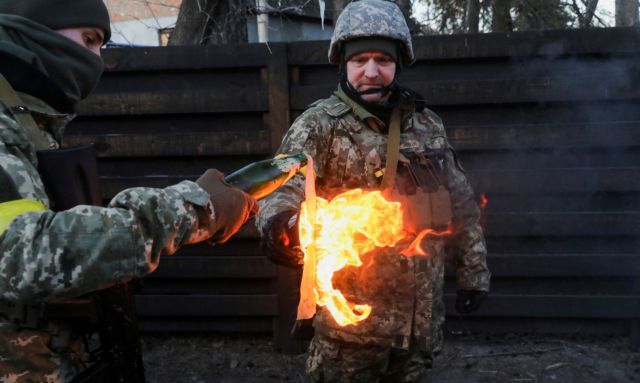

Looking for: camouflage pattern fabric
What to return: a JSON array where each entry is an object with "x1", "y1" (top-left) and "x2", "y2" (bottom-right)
[
  {"x1": 0, "y1": 94, "x2": 217, "y2": 381},
  {"x1": 257, "y1": 87, "x2": 490, "y2": 380},
  {"x1": 306, "y1": 335, "x2": 433, "y2": 383},
  {"x1": 328, "y1": 0, "x2": 414, "y2": 65}
]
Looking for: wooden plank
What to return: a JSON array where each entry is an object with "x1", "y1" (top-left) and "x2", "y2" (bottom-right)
[
  {"x1": 443, "y1": 318, "x2": 629, "y2": 336},
  {"x1": 416, "y1": 76, "x2": 639, "y2": 105},
  {"x1": 135, "y1": 295, "x2": 278, "y2": 317},
  {"x1": 138, "y1": 280, "x2": 271, "y2": 295},
  {"x1": 98, "y1": 168, "x2": 640, "y2": 196},
  {"x1": 436, "y1": 101, "x2": 640, "y2": 127},
  {"x1": 290, "y1": 74, "x2": 640, "y2": 109},
  {"x1": 485, "y1": 212, "x2": 640, "y2": 236},
  {"x1": 170, "y1": 241, "x2": 261, "y2": 257},
  {"x1": 415, "y1": 28, "x2": 640, "y2": 60},
  {"x1": 485, "y1": 236, "x2": 638, "y2": 254},
  {"x1": 150, "y1": 256, "x2": 276, "y2": 279},
  {"x1": 138, "y1": 318, "x2": 272, "y2": 333},
  {"x1": 76, "y1": 88, "x2": 268, "y2": 116},
  {"x1": 64, "y1": 131, "x2": 272, "y2": 157},
  {"x1": 447, "y1": 122, "x2": 640, "y2": 150},
  {"x1": 459, "y1": 277, "x2": 640, "y2": 296},
  {"x1": 68, "y1": 114, "x2": 265, "y2": 136},
  {"x1": 632, "y1": 320, "x2": 640, "y2": 351},
  {"x1": 443, "y1": 294, "x2": 640, "y2": 318},
  {"x1": 481, "y1": 193, "x2": 640, "y2": 213},
  {"x1": 102, "y1": 44, "x2": 272, "y2": 71},
  {"x1": 265, "y1": 44, "x2": 291, "y2": 152},
  {"x1": 469, "y1": 168, "x2": 640, "y2": 193},
  {"x1": 290, "y1": 30, "x2": 640, "y2": 66},
  {"x1": 483, "y1": 254, "x2": 640, "y2": 277},
  {"x1": 459, "y1": 149, "x2": 640, "y2": 171},
  {"x1": 288, "y1": 28, "x2": 640, "y2": 64}
]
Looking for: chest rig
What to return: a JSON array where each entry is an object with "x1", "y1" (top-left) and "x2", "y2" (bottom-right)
[
  {"x1": 380, "y1": 108, "x2": 453, "y2": 234},
  {"x1": 321, "y1": 96, "x2": 453, "y2": 234}
]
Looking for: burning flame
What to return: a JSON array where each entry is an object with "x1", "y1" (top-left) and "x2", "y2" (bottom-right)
[
  {"x1": 299, "y1": 188, "x2": 405, "y2": 326},
  {"x1": 480, "y1": 193, "x2": 488, "y2": 210},
  {"x1": 401, "y1": 227, "x2": 452, "y2": 257}
]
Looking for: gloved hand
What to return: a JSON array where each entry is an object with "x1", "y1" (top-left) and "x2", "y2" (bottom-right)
[
  {"x1": 196, "y1": 169, "x2": 258, "y2": 244},
  {"x1": 455, "y1": 289, "x2": 487, "y2": 314},
  {"x1": 262, "y1": 210, "x2": 304, "y2": 268}
]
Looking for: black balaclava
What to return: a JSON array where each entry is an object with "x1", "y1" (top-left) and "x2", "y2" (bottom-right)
[{"x1": 0, "y1": 0, "x2": 111, "y2": 112}]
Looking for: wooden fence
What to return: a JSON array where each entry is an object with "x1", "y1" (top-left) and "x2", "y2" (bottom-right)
[{"x1": 65, "y1": 27, "x2": 640, "y2": 352}]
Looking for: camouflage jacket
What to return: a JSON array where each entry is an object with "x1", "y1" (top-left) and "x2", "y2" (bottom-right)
[
  {"x1": 0, "y1": 93, "x2": 217, "y2": 382},
  {"x1": 257, "y1": 88, "x2": 490, "y2": 353}
]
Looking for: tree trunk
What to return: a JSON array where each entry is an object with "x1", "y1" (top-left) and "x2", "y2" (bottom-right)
[
  {"x1": 516, "y1": 0, "x2": 568, "y2": 30},
  {"x1": 169, "y1": 0, "x2": 220, "y2": 45},
  {"x1": 466, "y1": 0, "x2": 481, "y2": 33},
  {"x1": 492, "y1": 0, "x2": 513, "y2": 32},
  {"x1": 202, "y1": 0, "x2": 248, "y2": 44},
  {"x1": 330, "y1": 0, "x2": 351, "y2": 23},
  {"x1": 582, "y1": 0, "x2": 599, "y2": 27},
  {"x1": 616, "y1": 0, "x2": 639, "y2": 26},
  {"x1": 170, "y1": 0, "x2": 248, "y2": 45},
  {"x1": 394, "y1": 0, "x2": 413, "y2": 22}
]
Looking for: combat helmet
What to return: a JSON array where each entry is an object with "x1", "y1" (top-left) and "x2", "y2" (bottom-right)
[{"x1": 328, "y1": 0, "x2": 414, "y2": 66}]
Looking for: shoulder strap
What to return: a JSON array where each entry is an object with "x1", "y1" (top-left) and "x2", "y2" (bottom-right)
[
  {"x1": 380, "y1": 107, "x2": 401, "y2": 190},
  {"x1": 0, "y1": 73, "x2": 51, "y2": 151}
]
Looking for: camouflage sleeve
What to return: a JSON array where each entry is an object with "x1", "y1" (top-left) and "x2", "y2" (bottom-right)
[
  {"x1": 256, "y1": 108, "x2": 330, "y2": 235},
  {"x1": 0, "y1": 180, "x2": 216, "y2": 303},
  {"x1": 434, "y1": 119, "x2": 491, "y2": 292}
]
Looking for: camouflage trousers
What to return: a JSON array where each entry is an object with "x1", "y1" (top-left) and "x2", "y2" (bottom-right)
[
  {"x1": 0, "y1": 322, "x2": 84, "y2": 383},
  {"x1": 305, "y1": 335, "x2": 433, "y2": 383}
]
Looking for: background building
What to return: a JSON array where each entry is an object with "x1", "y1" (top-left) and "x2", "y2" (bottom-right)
[{"x1": 105, "y1": 0, "x2": 333, "y2": 46}]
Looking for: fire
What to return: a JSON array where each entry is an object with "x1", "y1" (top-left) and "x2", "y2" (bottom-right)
[
  {"x1": 401, "y1": 227, "x2": 452, "y2": 257},
  {"x1": 298, "y1": 188, "x2": 405, "y2": 326},
  {"x1": 480, "y1": 193, "x2": 488, "y2": 210}
]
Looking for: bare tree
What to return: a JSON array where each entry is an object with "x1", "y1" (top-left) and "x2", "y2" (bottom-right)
[
  {"x1": 571, "y1": 0, "x2": 599, "y2": 27},
  {"x1": 492, "y1": 0, "x2": 514, "y2": 32},
  {"x1": 466, "y1": 0, "x2": 481, "y2": 32},
  {"x1": 169, "y1": 0, "x2": 248, "y2": 45},
  {"x1": 615, "y1": 0, "x2": 639, "y2": 26},
  {"x1": 169, "y1": 0, "x2": 219, "y2": 45},
  {"x1": 330, "y1": 0, "x2": 351, "y2": 22},
  {"x1": 515, "y1": 0, "x2": 571, "y2": 30}
]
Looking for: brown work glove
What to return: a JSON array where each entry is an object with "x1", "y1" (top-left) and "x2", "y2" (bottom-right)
[{"x1": 196, "y1": 169, "x2": 258, "y2": 244}]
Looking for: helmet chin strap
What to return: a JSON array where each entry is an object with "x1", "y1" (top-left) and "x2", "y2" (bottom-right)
[{"x1": 345, "y1": 77, "x2": 397, "y2": 102}]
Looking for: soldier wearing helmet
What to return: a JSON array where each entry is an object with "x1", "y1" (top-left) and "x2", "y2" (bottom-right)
[{"x1": 258, "y1": 0, "x2": 490, "y2": 381}]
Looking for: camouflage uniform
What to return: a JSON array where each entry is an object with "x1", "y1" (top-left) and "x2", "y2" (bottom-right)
[
  {"x1": 260, "y1": 1, "x2": 490, "y2": 381},
  {"x1": 0, "y1": 93, "x2": 218, "y2": 380},
  {"x1": 258, "y1": 86, "x2": 490, "y2": 381}
]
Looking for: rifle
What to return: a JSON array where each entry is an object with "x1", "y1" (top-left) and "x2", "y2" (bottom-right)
[{"x1": 37, "y1": 144, "x2": 146, "y2": 383}]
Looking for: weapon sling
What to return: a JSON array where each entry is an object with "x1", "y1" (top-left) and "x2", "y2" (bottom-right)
[{"x1": 380, "y1": 107, "x2": 402, "y2": 190}]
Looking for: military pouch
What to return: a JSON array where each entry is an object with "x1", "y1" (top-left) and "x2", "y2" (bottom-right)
[
  {"x1": 388, "y1": 187, "x2": 452, "y2": 234},
  {"x1": 386, "y1": 150, "x2": 452, "y2": 233},
  {"x1": 430, "y1": 185, "x2": 452, "y2": 229}
]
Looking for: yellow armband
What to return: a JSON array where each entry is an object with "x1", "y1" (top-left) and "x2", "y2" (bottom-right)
[{"x1": 0, "y1": 199, "x2": 47, "y2": 235}]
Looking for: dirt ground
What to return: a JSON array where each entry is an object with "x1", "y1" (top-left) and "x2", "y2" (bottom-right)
[{"x1": 141, "y1": 332, "x2": 639, "y2": 382}]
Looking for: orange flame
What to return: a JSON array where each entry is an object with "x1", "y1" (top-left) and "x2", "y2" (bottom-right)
[
  {"x1": 298, "y1": 189, "x2": 405, "y2": 326},
  {"x1": 480, "y1": 193, "x2": 488, "y2": 210},
  {"x1": 401, "y1": 227, "x2": 453, "y2": 257}
]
